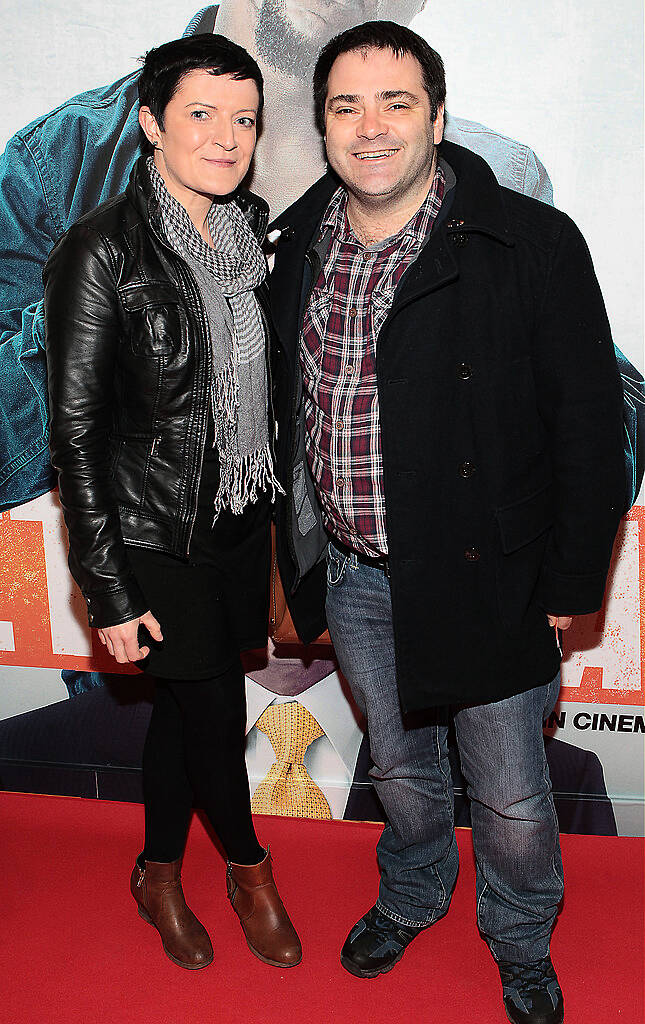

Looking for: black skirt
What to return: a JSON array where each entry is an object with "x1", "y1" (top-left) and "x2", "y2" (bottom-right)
[
  {"x1": 126, "y1": 432, "x2": 271, "y2": 680},
  {"x1": 126, "y1": 547, "x2": 237, "y2": 679}
]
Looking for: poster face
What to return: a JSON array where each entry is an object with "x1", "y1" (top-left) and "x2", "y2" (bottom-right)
[{"x1": 0, "y1": 1, "x2": 643, "y2": 835}]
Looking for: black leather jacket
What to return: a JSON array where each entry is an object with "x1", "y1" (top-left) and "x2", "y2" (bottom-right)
[{"x1": 43, "y1": 158, "x2": 271, "y2": 629}]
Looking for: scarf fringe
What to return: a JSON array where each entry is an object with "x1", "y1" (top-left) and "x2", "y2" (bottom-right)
[
  {"x1": 211, "y1": 357, "x2": 239, "y2": 425},
  {"x1": 212, "y1": 444, "x2": 285, "y2": 521},
  {"x1": 210, "y1": 354, "x2": 284, "y2": 519}
]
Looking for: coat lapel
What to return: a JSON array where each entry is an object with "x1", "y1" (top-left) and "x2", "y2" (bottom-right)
[
  {"x1": 269, "y1": 227, "x2": 313, "y2": 363},
  {"x1": 387, "y1": 229, "x2": 460, "y2": 319},
  {"x1": 269, "y1": 174, "x2": 339, "y2": 364}
]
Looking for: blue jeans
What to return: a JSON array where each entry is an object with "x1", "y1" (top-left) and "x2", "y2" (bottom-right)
[{"x1": 325, "y1": 541, "x2": 564, "y2": 963}]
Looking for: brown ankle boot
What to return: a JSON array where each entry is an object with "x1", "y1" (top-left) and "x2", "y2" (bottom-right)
[
  {"x1": 130, "y1": 858, "x2": 213, "y2": 970},
  {"x1": 226, "y1": 851, "x2": 302, "y2": 967}
]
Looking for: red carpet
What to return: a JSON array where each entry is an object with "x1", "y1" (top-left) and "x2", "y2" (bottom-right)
[{"x1": 1, "y1": 793, "x2": 643, "y2": 1024}]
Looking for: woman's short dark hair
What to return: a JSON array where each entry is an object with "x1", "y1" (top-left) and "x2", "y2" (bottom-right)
[
  {"x1": 138, "y1": 33, "x2": 264, "y2": 132},
  {"x1": 313, "y1": 21, "x2": 445, "y2": 135}
]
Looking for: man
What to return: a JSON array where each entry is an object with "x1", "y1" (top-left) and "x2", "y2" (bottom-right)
[
  {"x1": 270, "y1": 21, "x2": 625, "y2": 1024},
  {"x1": 0, "y1": 1, "x2": 552, "y2": 512}
]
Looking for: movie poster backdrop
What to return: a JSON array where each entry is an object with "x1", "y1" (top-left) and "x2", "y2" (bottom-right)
[{"x1": 0, "y1": 0, "x2": 643, "y2": 835}]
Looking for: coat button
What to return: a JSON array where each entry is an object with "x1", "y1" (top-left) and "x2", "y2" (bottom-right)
[
  {"x1": 451, "y1": 232, "x2": 469, "y2": 246},
  {"x1": 464, "y1": 547, "x2": 480, "y2": 562},
  {"x1": 457, "y1": 362, "x2": 473, "y2": 380},
  {"x1": 459, "y1": 461, "x2": 476, "y2": 478}
]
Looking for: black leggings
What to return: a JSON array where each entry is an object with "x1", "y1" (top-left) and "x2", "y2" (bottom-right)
[{"x1": 141, "y1": 663, "x2": 264, "y2": 865}]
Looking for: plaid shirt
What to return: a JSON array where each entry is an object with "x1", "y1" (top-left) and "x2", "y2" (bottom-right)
[{"x1": 300, "y1": 165, "x2": 445, "y2": 557}]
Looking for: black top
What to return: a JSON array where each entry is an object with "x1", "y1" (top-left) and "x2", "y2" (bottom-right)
[
  {"x1": 126, "y1": 413, "x2": 271, "y2": 680},
  {"x1": 188, "y1": 411, "x2": 269, "y2": 566}
]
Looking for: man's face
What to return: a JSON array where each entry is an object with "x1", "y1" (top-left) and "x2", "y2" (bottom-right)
[
  {"x1": 254, "y1": 0, "x2": 424, "y2": 80},
  {"x1": 324, "y1": 47, "x2": 443, "y2": 208}
]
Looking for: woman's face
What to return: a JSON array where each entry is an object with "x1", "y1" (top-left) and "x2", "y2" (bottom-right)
[{"x1": 141, "y1": 69, "x2": 260, "y2": 203}]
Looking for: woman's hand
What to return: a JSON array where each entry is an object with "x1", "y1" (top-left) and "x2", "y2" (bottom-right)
[
  {"x1": 97, "y1": 611, "x2": 163, "y2": 664},
  {"x1": 547, "y1": 615, "x2": 573, "y2": 630}
]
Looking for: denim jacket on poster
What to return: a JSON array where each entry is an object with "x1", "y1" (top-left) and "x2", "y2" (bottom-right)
[{"x1": 0, "y1": 4, "x2": 554, "y2": 510}]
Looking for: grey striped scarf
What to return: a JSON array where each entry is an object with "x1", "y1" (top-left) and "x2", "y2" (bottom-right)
[{"x1": 148, "y1": 157, "x2": 282, "y2": 517}]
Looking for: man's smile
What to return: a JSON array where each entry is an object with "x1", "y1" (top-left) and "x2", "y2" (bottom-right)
[{"x1": 353, "y1": 148, "x2": 400, "y2": 161}]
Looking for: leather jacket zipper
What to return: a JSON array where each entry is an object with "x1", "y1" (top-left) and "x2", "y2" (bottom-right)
[
  {"x1": 145, "y1": 213, "x2": 212, "y2": 557},
  {"x1": 172, "y1": 258, "x2": 211, "y2": 557}
]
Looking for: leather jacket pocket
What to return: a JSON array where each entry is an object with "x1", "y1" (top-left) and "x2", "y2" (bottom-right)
[
  {"x1": 119, "y1": 282, "x2": 184, "y2": 358},
  {"x1": 111, "y1": 432, "x2": 161, "y2": 509}
]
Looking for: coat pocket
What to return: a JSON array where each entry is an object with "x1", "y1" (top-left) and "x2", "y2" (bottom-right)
[
  {"x1": 495, "y1": 482, "x2": 554, "y2": 554},
  {"x1": 494, "y1": 483, "x2": 554, "y2": 632}
]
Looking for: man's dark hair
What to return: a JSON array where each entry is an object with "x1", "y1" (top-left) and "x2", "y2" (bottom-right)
[
  {"x1": 138, "y1": 33, "x2": 264, "y2": 134},
  {"x1": 313, "y1": 21, "x2": 445, "y2": 135}
]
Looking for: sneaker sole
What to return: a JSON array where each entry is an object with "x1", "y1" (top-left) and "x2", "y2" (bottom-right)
[
  {"x1": 504, "y1": 999, "x2": 564, "y2": 1024},
  {"x1": 340, "y1": 948, "x2": 405, "y2": 979}
]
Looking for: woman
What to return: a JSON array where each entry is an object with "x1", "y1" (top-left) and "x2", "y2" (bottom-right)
[{"x1": 43, "y1": 34, "x2": 301, "y2": 971}]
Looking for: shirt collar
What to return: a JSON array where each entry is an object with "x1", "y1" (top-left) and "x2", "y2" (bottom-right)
[{"x1": 320, "y1": 185, "x2": 348, "y2": 236}]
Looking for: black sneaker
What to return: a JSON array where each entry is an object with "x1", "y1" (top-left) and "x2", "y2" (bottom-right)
[
  {"x1": 498, "y1": 956, "x2": 564, "y2": 1024},
  {"x1": 340, "y1": 905, "x2": 424, "y2": 979}
]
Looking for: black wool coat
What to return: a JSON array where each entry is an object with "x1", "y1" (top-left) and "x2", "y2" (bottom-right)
[{"x1": 270, "y1": 142, "x2": 625, "y2": 711}]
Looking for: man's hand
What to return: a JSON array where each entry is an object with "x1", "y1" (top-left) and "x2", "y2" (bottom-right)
[
  {"x1": 547, "y1": 615, "x2": 573, "y2": 630},
  {"x1": 97, "y1": 611, "x2": 163, "y2": 664}
]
